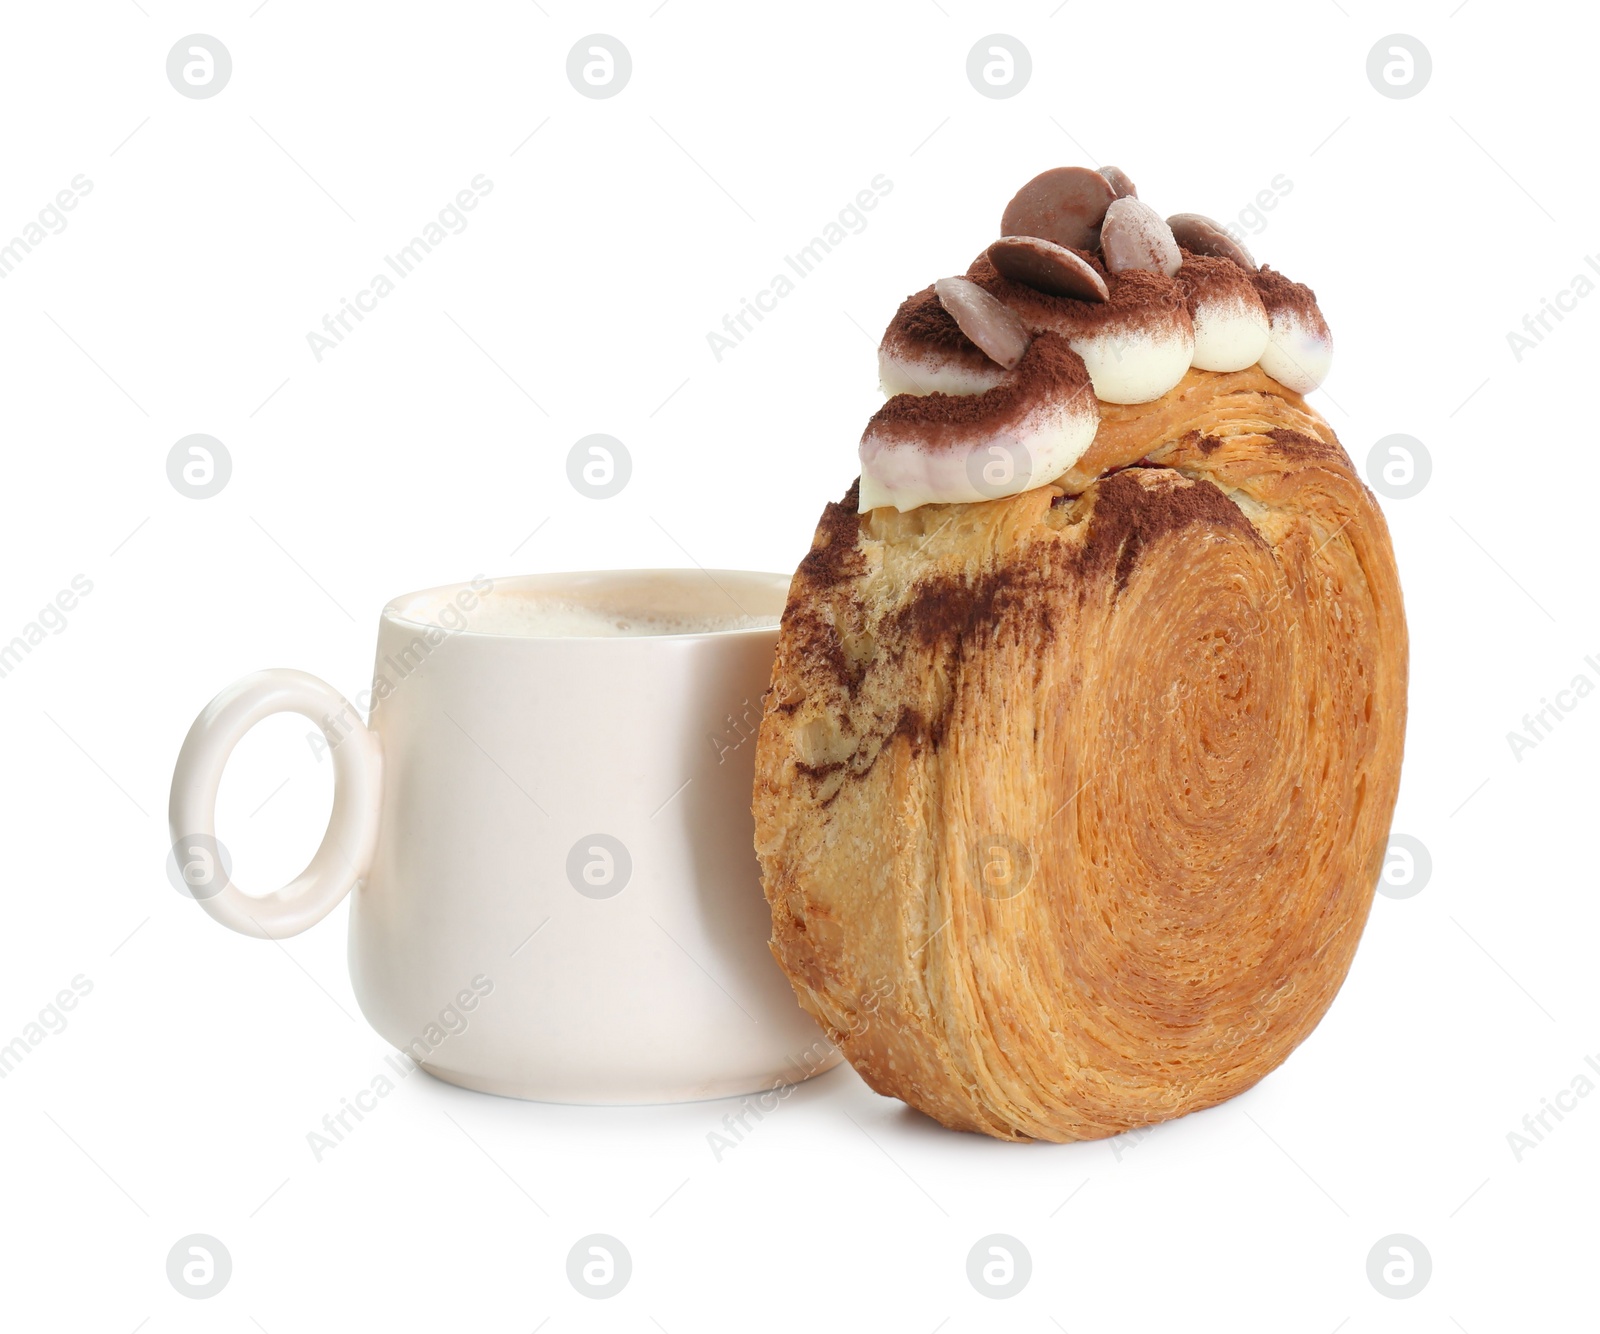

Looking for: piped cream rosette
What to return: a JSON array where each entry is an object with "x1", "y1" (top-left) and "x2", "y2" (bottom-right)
[{"x1": 859, "y1": 166, "x2": 1334, "y2": 512}]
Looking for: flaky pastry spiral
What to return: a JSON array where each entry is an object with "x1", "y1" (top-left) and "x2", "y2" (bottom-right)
[{"x1": 751, "y1": 367, "x2": 1407, "y2": 1141}]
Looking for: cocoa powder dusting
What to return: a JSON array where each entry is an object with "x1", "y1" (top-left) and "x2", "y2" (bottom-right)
[
  {"x1": 864, "y1": 334, "x2": 1092, "y2": 449},
  {"x1": 795, "y1": 480, "x2": 867, "y2": 590},
  {"x1": 1266, "y1": 428, "x2": 1348, "y2": 467},
  {"x1": 887, "y1": 285, "x2": 980, "y2": 354},
  {"x1": 783, "y1": 467, "x2": 1270, "y2": 796},
  {"x1": 1251, "y1": 266, "x2": 1324, "y2": 326},
  {"x1": 968, "y1": 253, "x2": 1186, "y2": 336},
  {"x1": 966, "y1": 253, "x2": 1105, "y2": 322},
  {"x1": 1077, "y1": 469, "x2": 1261, "y2": 593},
  {"x1": 888, "y1": 563, "x2": 1051, "y2": 655},
  {"x1": 785, "y1": 607, "x2": 858, "y2": 694},
  {"x1": 1175, "y1": 250, "x2": 1262, "y2": 315},
  {"x1": 1099, "y1": 268, "x2": 1189, "y2": 321}
]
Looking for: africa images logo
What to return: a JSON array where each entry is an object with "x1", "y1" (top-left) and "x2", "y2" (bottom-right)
[{"x1": 705, "y1": 176, "x2": 893, "y2": 361}]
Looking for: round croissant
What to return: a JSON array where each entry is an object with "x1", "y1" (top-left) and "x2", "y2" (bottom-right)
[{"x1": 752, "y1": 366, "x2": 1408, "y2": 1142}]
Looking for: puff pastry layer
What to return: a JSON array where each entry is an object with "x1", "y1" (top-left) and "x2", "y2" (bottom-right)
[{"x1": 752, "y1": 367, "x2": 1408, "y2": 1141}]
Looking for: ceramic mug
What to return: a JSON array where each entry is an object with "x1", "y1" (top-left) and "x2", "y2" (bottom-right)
[{"x1": 167, "y1": 569, "x2": 839, "y2": 1103}]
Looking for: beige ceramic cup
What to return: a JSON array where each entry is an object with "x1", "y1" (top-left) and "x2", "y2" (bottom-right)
[{"x1": 168, "y1": 570, "x2": 839, "y2": 1103}]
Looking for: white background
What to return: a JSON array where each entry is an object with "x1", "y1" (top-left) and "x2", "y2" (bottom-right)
[{"x1": 1, "y1": 1, "x2": 1594, "y2": 1329}]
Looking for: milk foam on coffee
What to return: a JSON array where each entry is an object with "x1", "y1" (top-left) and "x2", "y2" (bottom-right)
[
  {"x1": 390, "y1": 571, "x2": 789, "y2": 639},
  {"x1": 459, "y1": 595, "x2": 777, "y2": 638}
]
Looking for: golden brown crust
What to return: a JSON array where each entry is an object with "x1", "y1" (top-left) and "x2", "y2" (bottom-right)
[
  {"x1": 1054, "y1": 363, "x2": 1308, "y2": 492},
  {"x1": 752, "y1": 368, "x2": 1407, "y2": 1142}
]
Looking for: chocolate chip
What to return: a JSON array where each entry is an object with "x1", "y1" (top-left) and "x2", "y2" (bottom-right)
[
  {"x1": 934, "y1": 276, "x2": 1030, "y2": 370},
  {"x1": 1098, "y1": 165, "x2": 1137, "y2": 199},
  {"x1": 986, "y1": 236, "x2": 1109, "y2": 302},
  {"x1": 1001, "y1": 167, "x2": 1115, "y2": 252},
  {"x1": 1166, "y1": 212, "x2": 1258, "y2": 271},
  {"x1": 1100, "y1": 198, "x2": 1181, "y2": 278}
]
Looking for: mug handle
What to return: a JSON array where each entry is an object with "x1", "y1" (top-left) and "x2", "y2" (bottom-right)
[{"x1": 168, "y1": 668, "x2": 383, "y2": 939}]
